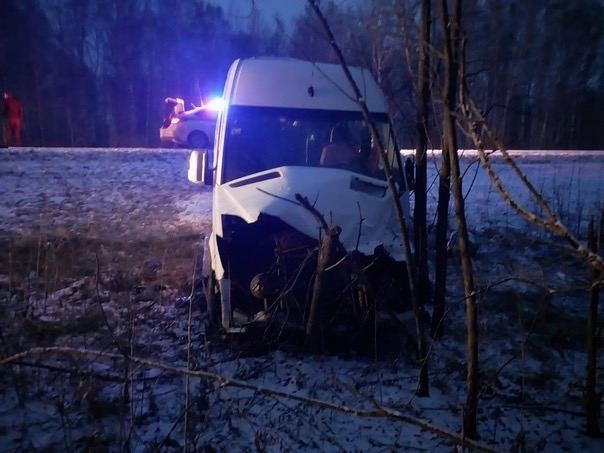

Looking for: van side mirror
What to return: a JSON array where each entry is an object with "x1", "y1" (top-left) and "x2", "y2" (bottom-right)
[{"x1": 188, "y1": 149, "x2": 213, "y2": 185}]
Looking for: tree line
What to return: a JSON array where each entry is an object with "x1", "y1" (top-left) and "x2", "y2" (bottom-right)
[
  {"x1": 0, "y1": 0, "x2": 280, "y2": 146},
  {"x1": 293, "y1": 0, "x2": 604, "y2": 150},
  {"x1": 306, "y1": 0, "x2": 604, "y2": 440},
  {"x1": 1, "y1": 0, "x2": 602, "y2": 148}
]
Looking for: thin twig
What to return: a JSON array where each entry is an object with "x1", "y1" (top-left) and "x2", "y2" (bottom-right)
[
  {"x1": 2, "y1": 346, "x2": 495, "y2": 451},
  {"x1": 94, "y1": 249, "x2": 127, "y2": 356},
  {"x1": 459, "y1": 96, "x2": 604, "y2": 274}
]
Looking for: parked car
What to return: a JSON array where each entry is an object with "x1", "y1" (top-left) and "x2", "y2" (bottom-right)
[{"x1": 160, "y1": 97, "x2": 219, "y2": 148}]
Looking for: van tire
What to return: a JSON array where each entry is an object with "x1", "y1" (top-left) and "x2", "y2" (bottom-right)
[
  {"x1": 187, "y1": 131, "x2": 209, "y2": 149},
  {"x1": 205, "y1": 272, "x2": 221, "y2": 329}
]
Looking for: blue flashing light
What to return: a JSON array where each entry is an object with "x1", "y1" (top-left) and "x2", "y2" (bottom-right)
[{"x1": 206, "y1": 97, "x2": 226, "y2": 112}]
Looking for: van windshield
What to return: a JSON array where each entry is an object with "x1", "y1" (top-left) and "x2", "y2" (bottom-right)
[{"x1": 222, "y1": 106, "x2": 394, "y2": 183}]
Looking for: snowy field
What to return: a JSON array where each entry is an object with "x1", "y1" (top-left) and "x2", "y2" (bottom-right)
[{"x1": 0, "y1": 147, "x2": 603, "y2": 451}]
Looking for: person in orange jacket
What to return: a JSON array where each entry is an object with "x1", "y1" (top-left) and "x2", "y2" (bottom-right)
[{"x1": 2, "y1": 91, "x2": 23, "y2": 147}]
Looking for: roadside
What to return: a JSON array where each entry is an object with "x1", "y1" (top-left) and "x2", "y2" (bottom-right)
[{"x1": 0, "y1": 148, "x2": 603, "y2": 450}]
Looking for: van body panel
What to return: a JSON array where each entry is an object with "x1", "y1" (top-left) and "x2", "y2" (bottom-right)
[{"x1": 229, "y1": 58, "x2": 388, "y2": 113}]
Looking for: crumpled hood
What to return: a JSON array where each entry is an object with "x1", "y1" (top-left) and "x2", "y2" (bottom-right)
[{"x1": 212, "y1": 166, "x2": 407, "y2": 261}]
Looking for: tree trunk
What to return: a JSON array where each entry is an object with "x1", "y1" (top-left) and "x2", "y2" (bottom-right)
[
  {"x1": 413, "y1": 0, "x2": 432, "y2": 397},
  {"x1": 432, "y1": 0, "x2": 454, "y2": 338},
  {"x1": 585, "y1": 212, "x2": 602, "y2": 436},
  {"x1": 440, "y1": 0, "x2": 479, "y2": 439},
  {"x1": 415, "y1": 1, "x2": 430, "y2": 300},
  {"x1": 307, "y1": 0, "x2": 429, "y2": 396},
  {"x1": 306, "y1": 226, "x2": 340, "y2": 345},
  {"x1": 32, "y1": 50, "x2": 46, "y2": 145},
  {"x1": 431, "y1": 140, "x2": 450, "y2": 338},
  {"x1": 451, "y1": 114, "x2": 479, "y2": 442}
]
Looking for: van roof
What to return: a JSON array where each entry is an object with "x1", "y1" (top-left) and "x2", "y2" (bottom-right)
[{"x1": 226, "y1": 57, "x2": 388, "y2": 113}]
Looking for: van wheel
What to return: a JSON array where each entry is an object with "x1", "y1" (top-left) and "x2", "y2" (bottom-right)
[
  {"x1": 187, "y1": 131, "x2": 209, "y2": 149},
  {"x1": 205, "y1": 272, "x2": 221, "y2": 329}
]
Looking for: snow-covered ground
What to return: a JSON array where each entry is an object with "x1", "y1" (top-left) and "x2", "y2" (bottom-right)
[
  {"x1": 0, "y1": 147, "x2": 212, "y2": 240},
  {"x1": 404, "y1": 149, "x2": 604, "y2": 236},
  {"x1": 0, "y1": 147, "x2": 603, "y2": 451}
]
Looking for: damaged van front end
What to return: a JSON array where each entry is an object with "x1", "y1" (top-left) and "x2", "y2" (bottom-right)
[{"x1": 190, "y1": 58, "x2": 410, "y2": 335}]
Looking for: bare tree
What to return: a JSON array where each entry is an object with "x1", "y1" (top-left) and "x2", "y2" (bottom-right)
[
  {"x1": 439, "y1": 0, "x2": 480, "y2": 439},
  {"x1": 431, "y1": 149, "x2": 451, "y2": 338},
  {"x1": 414, "y1": 0, "x2": 432, "y2": 344},
  {"x1": 459, "y1": 23, "x2": 604, "y2": 440},
  {"x1": 307, "y1": 0, "x2": 429, "y2": 396},
  {"x1": 585, "y1": 211, "x2": 602, "y2": 436}
]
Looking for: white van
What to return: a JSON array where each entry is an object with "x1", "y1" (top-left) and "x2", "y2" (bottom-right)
[{"x1": 189, "y1": 57, "x2": 409, "y2": 332}]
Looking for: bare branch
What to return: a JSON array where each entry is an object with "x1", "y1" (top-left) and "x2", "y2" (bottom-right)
[
  {"x1": 468, "y1": 99, "x2": 557, "y2": 219},
  {"x1": 1, "y1": 346, "x2": 496, "y2": 452},
  {"x1": 306, "y1": 0, "x2": 429, "y2": 397},
  {"x1": 459, "y1": 98, "x2": 604, "y2": 274},
  {"x1": 295, "y1": 193, "x2": 330, "y2": 232}
]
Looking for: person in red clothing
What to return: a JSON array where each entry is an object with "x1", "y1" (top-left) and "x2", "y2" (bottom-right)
[{"x1": 2, "y1": 91, "x2": 23, "y2": 146}]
